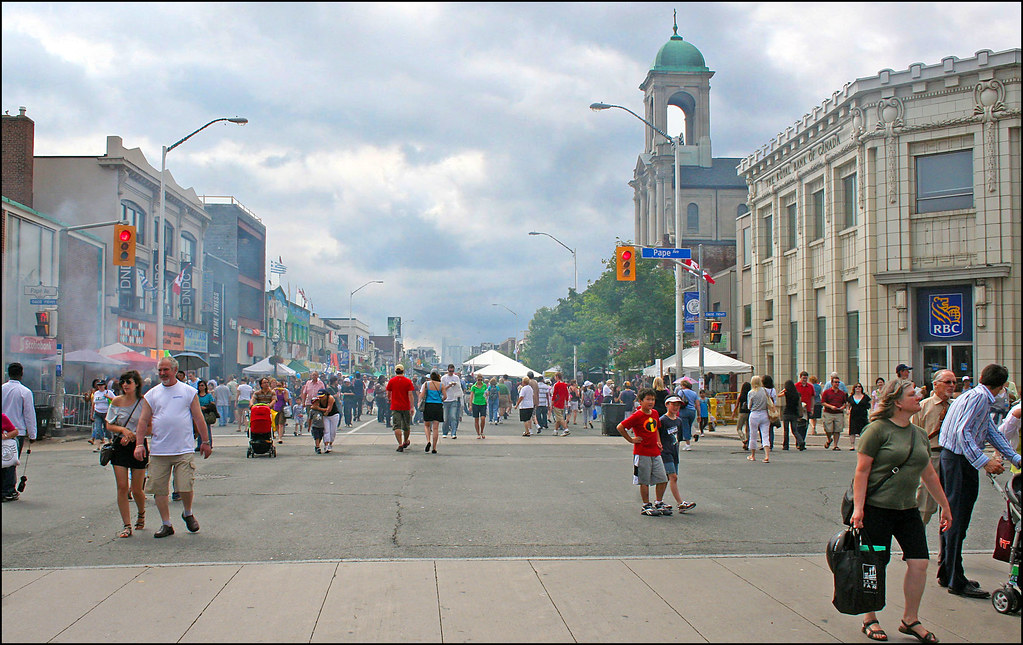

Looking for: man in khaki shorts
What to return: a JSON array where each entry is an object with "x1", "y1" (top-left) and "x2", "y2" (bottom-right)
[{"x1": 134, "y1": 356, "x2": 213, "y2": 538}]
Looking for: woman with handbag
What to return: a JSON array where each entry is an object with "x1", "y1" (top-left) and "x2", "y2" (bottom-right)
[
  {"x1": 850, "y1": 379, "x2": 951, "y2": 643},
  {"x1": 105, "y1": 370, "x2": 148, "y2": 538},
  {"x1": 747, "y1": 375, "x2": 773, "y2": 463},
  {"x1": 198, "y1": 381, "x2": 217, "y2": 445}
]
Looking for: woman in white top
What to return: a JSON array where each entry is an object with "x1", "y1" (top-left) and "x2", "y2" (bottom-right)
[
  {"x1": 106, "y1": 370, "x2": 148, "y2": 537},
  {"x1": 746, "y1": 375, "x2": 773, "y2": 463},
  {"x1": 90, "y1": 379, "x2": 115, "y2": 448}
]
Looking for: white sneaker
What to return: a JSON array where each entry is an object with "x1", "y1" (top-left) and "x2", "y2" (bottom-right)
[{"x1": 682, "y1": 445, "x2": 692, "y2": 451}]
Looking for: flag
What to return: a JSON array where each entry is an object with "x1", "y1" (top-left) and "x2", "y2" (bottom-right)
[
  {"x1": 682, "y1": 259, "x2": 715, "y2": 285},
  {"x1": 171, "y1": 266, "x2": 187, "y2": 295},
  {"x1": 137, "y1": 268, "x2": 157, "y2": 292},
  {"x1": 270, "y1": 256, "x2": 287, "y2": 275}
]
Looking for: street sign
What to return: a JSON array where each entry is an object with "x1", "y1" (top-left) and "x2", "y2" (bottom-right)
[
  {"x1": 29, "y1": 298, "x2": 58, "y2": 306},
  {"x1": 641, "y1": 247, "x2": 692, "y2": 259},
  {"x1": 705, "y1": 311, "x2": 727, "y2": 318},
  {"x1": 24, "y1": 285, "x2": 58, "y2": 298}
]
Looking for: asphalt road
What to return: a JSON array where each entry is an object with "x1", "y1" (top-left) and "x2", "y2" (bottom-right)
[{"x1": 1, "y1": 418, "x2": 1010, "y2": 569}]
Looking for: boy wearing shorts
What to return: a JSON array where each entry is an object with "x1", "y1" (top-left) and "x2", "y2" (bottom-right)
[
  {"x1": 617, "y1": 388, "x2": 669, "y2": 516},
  {"x1": 659, "y1": 396, "x2": 698, "y2": 515}
]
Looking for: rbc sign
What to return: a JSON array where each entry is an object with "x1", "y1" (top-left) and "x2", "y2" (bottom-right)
[
  {"x1": 917, "y1": 287, "x2": 972, "y2": 343},
  {"x1": 928, "y1": 294, "x2": 962, "y2": 337}
]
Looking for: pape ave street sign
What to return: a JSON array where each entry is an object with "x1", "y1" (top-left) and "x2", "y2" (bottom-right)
[
  {"x1": 24, "y1": 285, "x2": 59, "y2": 298},
  {"x1": 640, "y1": 247, "x2": 692, "y2": 259}
]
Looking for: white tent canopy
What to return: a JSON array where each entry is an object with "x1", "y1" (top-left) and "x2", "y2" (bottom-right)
[
  {"x1": 462, "y1": 349, "x2": 508, "y2": 369},
  {"x1": 642, "y1": 347, "x2": 754, "y2": 377},
  {"x1": 242, "y1": 357, "x2": 297, "y2": 377}
]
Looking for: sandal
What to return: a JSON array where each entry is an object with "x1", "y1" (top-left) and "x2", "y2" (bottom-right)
[
  {"x1": 747, "y1": 455, "x2": 756, "y2": 461},
  {"x1": 118, "y1": 524, "x2": 133, "y2": 538},
  {"x1": 763, "y1": 457, "x2": 770, "y2": 463},
  {"x1": 134, "y1": 510, "x2": 146, "y2": 530},
  {"x1": 861, "y1": 620, "x2": 887, "y2": 641},
  {"x1": 898, "y1": 621, "x2": 937, "y2": 643}
]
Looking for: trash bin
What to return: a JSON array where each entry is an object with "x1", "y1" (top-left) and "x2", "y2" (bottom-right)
[
  {"x1": 34, "y1": 405, "x2": 53, "y2": 439},
  {"x1": 601, "y1": 403, "x2": 627, "y2": 436}
]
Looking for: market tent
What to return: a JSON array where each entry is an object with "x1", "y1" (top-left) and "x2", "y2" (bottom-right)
[
  {"x1": 98, "y1": 342, "x2": 134, "y2": 357},
  {"x1": 286, "y1": 359, "x2": 309, "y2": 374},
  {"x1": 462, "y1": 349, "x2": 508, "y2": 369},
  {"x1": 543, "y1": 366, "x2": 561, "y2": 377},
  {"x1": 472, "y1": 354, "x2": 539, "y2": 379},
  {"x1": 107, "y1": 350, "x2": 159, "y2": 368},
  {"x1": 52, "y1": 349, "x2": 128, "y2": 366},
  {"x1": 242, "y1": 357, "x2": 297, "y2": 377},
  {"x1": 642, "y1": 347, "x2": 754, "y2": 377}
]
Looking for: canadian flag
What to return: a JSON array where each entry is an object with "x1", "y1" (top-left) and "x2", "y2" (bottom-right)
[
  {"x1": 171, "y1": 266, "x2": 187, "y2": 295},
  {"x1": 682, "y1": 259, "x2": 716, "y2": 285}
]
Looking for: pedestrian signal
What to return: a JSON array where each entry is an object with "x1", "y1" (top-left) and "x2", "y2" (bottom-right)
[
  {"x1": 113, "y1": 224, "x2": 136, "y2": 266},
  {"x1": 616, "y1": 246, "x2": 635, "y2": 281},
  {"x1": 35, "y1": 311, "x2": 51, "y2": 337},
  {"x1": 709, "y1": 321, "x2": 722, "y2": 344}
]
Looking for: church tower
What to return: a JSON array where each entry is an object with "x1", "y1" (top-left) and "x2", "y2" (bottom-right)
[{"x1": 630, "y1": 16, "x2": 746, "y2": 275}]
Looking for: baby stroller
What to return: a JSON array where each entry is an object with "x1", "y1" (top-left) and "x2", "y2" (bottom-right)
[
  {"x1": 246, "y1": 404, "x2": 277, "y2": 458},
  {"x1": 989, "y1": 472, "x2": 1021, "y2": 614}
]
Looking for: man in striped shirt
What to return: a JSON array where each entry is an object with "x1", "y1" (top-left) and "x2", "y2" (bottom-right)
[{"x1": 937, "y1": 363, "x2": 1021, "y2": 598}]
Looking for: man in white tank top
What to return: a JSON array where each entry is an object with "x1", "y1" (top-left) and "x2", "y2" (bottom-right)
[{"x1": 134, "y1": 357, "x2": 212, "y2": 538}]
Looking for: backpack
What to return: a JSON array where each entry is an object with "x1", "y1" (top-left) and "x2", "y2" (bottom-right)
[{"x1": 582, "y1": 390, "x2": 594, "y2": 406}]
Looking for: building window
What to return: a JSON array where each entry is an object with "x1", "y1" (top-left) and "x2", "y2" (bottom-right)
[
  {"x1": 916, "y1": 149, "x2": 973, "y2": 213},
  {"x1": 737, "y1": 203, "x2": 749, "y2": 218},
  {"x1": 786, "y1": 202, "x2": 797, "y2": 250},
  {"x1": 816, "y1": 316, "x2": 827, "y2": 381},
  {"x1": 764, "y1": 299, "x2": 774, "y2": 321},
  {"x1": 743, "y1": 305, "x2": 752, "y2": 331},
  {"x1": 742, "y1": 227, "x2": 752, "y2": 265},
  {"x1": 762, "y1": 213, "x2": 773, "y2": 259},
  {"x1": 812, "y1": 188, "x2": 825, "y2": 240},
  {"x1": 687, "y1": 203, "x2": 699, "y2": 232},
  {"x1": 164, "y1": 270, "x2": 175, "y2": 318},
  {"x1": 847, "y1": 310, "x2": 860, "y2": 385},
  {"x1": 841, "y1": 173, "x2": 857, "y2": 228},
  {"x1": 180, "y1": 232, "x2": 197, "y2": 266},
  {"x1": 790, "y1": 321, "x2": 798, "y2": 377},
  {"x1": 121, "y1": 201, "x2": 146, "y2": 245}
]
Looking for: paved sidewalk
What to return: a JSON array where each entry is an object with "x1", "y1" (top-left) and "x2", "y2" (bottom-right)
[{"x1": 2, "y1": 553, "x2": 1017, "y2": 642}]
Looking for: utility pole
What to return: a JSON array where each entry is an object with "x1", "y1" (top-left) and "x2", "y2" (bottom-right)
[{"x1": 697, "y1": 244, "x2": 705, "y2": 390}]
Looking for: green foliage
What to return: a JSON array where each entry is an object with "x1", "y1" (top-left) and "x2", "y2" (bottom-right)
[{"x1": 521, "y1": 252, "x2": 675, "y2": 374}]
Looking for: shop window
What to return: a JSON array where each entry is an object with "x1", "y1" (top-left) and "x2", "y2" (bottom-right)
[{"x1": 121, "y1": 201, "x2": 146, "y2": 245}]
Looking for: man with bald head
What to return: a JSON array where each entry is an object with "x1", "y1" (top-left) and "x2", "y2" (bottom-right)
[{"x1": 912, "y1": 369, "x2": 956, "y2": 526}]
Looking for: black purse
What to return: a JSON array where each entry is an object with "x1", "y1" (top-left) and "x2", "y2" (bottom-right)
[
  {"x1": 840, "y1": 435, "x2": 916, "y2": 525},
  {"x1": 98, "y1": 442, "x2": 115, "y2": 467}
]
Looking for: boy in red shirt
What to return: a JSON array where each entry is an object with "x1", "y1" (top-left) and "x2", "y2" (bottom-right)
[
  {"x1": 550, "y1": 372, "x2": 570, "y2": 436},
  {"x1": 386, "y1": 365, "x2": 416, "y2": 452},
  {"x1": 617, "y1": 388, "x2": 669, "y2": 516}
]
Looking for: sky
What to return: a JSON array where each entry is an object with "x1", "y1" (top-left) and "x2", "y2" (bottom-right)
[{"x1": 3, "y1": 2, "x2": 1020, "y2": 357}]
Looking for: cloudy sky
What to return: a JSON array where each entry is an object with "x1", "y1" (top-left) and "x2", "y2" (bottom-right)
[{"x1": 3, "y1": 2, "x2": 1020, "y2": 357}]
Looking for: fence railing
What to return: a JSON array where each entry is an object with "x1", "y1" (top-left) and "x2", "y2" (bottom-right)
[{"x1": 39, "y1": 392, "x2": 93, "y2": 432}]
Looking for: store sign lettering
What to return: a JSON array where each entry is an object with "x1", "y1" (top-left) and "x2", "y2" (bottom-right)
[{"x1": 928, "y1": 294, "x2": 963, "y2": 338}]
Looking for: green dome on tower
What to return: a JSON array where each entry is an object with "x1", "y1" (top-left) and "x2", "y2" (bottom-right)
[{"x1": 652, "y1": 19, "x2": 708, "y2": 72}]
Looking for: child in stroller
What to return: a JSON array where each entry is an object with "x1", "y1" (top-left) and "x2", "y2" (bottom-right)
[{"x1": 246, "y1": 404, "x2": 277, "y2": 458}]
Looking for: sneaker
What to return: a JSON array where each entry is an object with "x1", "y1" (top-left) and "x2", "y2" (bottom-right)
[
  {"x1": 315, "y1": 447, "x2": 322, "y2": 454},
  {"x1": 154, "y1": 524, "x2": 175, "y2": 538},
  {"x1": 553, "y1": 431, "x2": 561, "y2": 436},
  {"x1": 2, "y1": 492, "x2": 19, "y2": 502},
  {"x1": 561, "y1": 429, "x2": 570, "y2": 436},
  {"x1": 535, "y1": 429, "x2": 542, "y2": 435},
  {"x1": 678, "y1": 501, "x2": 697, "y2": 513},
  {"x1": 171, "y1": 492, "x2": 181, "y2": 502},
  {"x1": 641, "y1": 502, "x2": 661, "y2": 516},
  {"x1": 693, "y1": 434, "x2": 699, "y2": 443},
  {"x1": 451, "y1": 435, "x2": 457, "y2": 439},
  {"x1": 396, "y1": 445, "x2": 405, "y2": 452},
  {"x1": 682, "y1": 445, "x2": 692, "y2": 451},
  {"x1": 655, "y1": 501, "x2": 672, "y2": 515},
  {"x1": 181, "y1": 512, "x2": 200, "y2": 533},
  {"x1": 425, "y1": 442, "x2": 431, "y2": 453}
]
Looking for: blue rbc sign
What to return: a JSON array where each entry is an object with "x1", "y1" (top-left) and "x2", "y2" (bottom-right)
[{"x1": 917, "y1": 287, "x2": 972, "y2": 343}]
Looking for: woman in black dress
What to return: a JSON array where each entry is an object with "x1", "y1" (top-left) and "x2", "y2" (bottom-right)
[
  {"x1": 106, "y1": 370, "x2": 148, "y2": 537},
  {"x1": 847, "y1": 382, "x2": 871, "y2": 451}
]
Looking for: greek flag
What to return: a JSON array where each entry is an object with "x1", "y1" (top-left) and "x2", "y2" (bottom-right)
[
  {"x1": 269, "y1": 257, "x2": 287, "y2": 275},
  {"x1": 137, "y1": 268, "x2": 157, "y2": 292}
]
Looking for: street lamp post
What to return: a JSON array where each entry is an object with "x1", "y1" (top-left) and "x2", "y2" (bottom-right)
[
  {"x1": 155, "y1": 117, "x2": 247, "y2": 358},
  {"x1": 528, "y1": 231, "x2": 577, "y2": 381},
  {"x1": 491, "y1": 303, "x2": 519, "y2": 360},
  {"x1": 271, "y1": 331, "x2": 281, "y2": 380},
  {"x1": 348, "y1": 280, "x2": 383, "y2": 375},
  {"x1": 590, "y1": 102, "x2": 685, "y2": 381}
]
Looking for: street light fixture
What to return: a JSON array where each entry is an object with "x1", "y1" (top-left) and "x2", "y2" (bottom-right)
[
  {"x1": 271, "y1": 331, "x2": 281, "y2": 380},
  {"x1": 491, "y1": 303, "x2": 520, "y2": 360},
  {"x1": 527, "y1": 231, "x2": 578, "y2": 381},
  {"x1": 155, "y1": 117, "x2": 248, "y2": 357},
  {"x1": 590, "y1": 101, "x2": 687, "y2": 380},
  {"x1": 348, "y1": 280, "x2": 383, "y2": 375}
]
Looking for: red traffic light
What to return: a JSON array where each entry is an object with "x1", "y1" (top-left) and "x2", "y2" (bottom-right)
[
  {"x1": 621, "y1": 250, "x2": 632, "y2": 260},
  {"x1": 119, "y1": 229, "x2": 132, "y2": 241}
]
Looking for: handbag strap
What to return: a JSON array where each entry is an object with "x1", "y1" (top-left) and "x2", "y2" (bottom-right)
[{"x1": 866, "y1": 430, "x2": 917, "y2": 497}]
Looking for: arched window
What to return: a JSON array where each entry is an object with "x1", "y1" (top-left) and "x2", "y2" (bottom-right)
[
  {"x1": 687, "y1": 203, "x2": 699, "y2": 231},
  {"x1": 737, "y1": 203, "x2": 749, "y2": 218},
  {"x1": 667, "y1": 91, "x2": 696, "y2": 145},
  {"x1": 121, "y1": 201, "x2": 146, "y2": 245}
]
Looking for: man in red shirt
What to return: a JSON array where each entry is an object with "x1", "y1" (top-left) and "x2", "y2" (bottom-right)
[
  {"x1": 617, "y1": 388, "x2": 668, "y2": 516},
  {"x1": 550, "y1": 372, "x2": 571, "y2": 437},
  {"x1": 386, "y1": 365, "x2": 416, "y2": 452},
  {"x1": 820, "y1": 374, "x2": 848, "y2": 450},
  {"x1": 794, "y1": 371, "x2": 815, "y2": 417}
]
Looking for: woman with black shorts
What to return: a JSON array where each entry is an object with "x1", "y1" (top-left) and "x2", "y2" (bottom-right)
[
  {"x1": 849, "y1": 379, "x2": 951, "y2": 643},
  {"x1": 419, "y1": 371, "x2": 445, "y2": 453},
  {"x1": 847, "y1": 382, "x2": 871, "y2": 451},
  {"x1": 106, "y1": 370, "x2": 148, "y2": 538}
]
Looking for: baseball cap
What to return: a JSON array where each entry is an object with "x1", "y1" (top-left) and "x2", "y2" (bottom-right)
[
  {"x1": 317, "y1": 388, "x2": 327, "y2": 395},
  {"x1": 665, "y1": 396, "x2": 683, "y2": 404},
  {"x1": 962, "y1": 375, "x2": 971, "y2": 381},
  {"x1": 895, "y1": 363, "x2": 912, "y2": 373},
  {"x1": 395, "y1": 364, "x2": 404, "y2": 373}
]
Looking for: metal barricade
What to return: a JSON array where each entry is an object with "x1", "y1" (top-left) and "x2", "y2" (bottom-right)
[
  {"x1": 714, "y1": 392, "x2": 739, "y2": 425},
  {"x1": 45, "y1": 392, "x2": 93, "y2": 433}
]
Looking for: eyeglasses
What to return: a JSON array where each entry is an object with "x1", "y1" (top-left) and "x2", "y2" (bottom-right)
[{"x1": 935, "y1": 380, "x2": 956, "y2": 385}]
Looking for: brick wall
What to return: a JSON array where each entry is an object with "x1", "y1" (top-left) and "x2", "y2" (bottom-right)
[{"x1": 1, "y1": 110, "x2": 35, "y2": 208}]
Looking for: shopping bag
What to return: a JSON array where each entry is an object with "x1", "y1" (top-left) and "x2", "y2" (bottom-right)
[{"x1": 831, "y1": 528, "x2": 886, "y2": 615}]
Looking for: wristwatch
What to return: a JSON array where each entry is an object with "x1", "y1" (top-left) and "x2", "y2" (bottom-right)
[{"x1": 201, "y1": 441, "x2": 211, "y2": 446}]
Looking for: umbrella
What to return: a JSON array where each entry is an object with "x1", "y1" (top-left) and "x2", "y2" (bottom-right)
[
  {"x1": 108, "y1": 350, "x2": 159, "y2": 368},
  {"x1": 172, "y1": 352, "x2": 209, "y2": 371},
  {"x1": 48, "y1": 349, "x2": 128, "y2": 366}
]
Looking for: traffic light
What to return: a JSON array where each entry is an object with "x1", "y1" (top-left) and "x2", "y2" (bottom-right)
[
  {"x1": 113, "y1": 224, "x2": 137, "y2": 266},
  {"x1": 34, "y1": 311, "x2": 51, "y2": 337},
  {"x1": 709, "y1": 321, "x2": 722, "y2": 344},
  {"x1": 616, "y1": 245, "x2": 635, "y2": 281}
]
